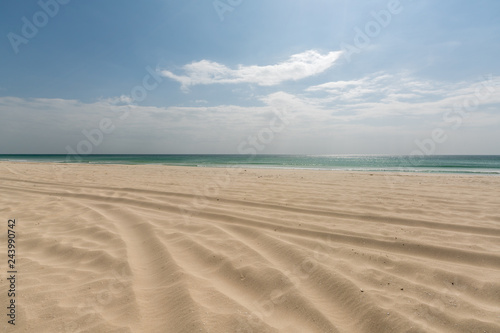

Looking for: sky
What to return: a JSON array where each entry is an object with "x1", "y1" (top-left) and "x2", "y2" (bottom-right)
[{"x1": 1, "y1": 0, "x2": 499, "y2": 155}]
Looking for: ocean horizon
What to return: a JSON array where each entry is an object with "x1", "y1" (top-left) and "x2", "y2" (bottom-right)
[{"x1": 1, "y1": 154, "x2": 500, "y2": 175}]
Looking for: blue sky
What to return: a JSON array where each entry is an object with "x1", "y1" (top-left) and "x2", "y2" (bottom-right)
[{"x1": 1, "y1": 0, "x2": 499, "y2": 154}]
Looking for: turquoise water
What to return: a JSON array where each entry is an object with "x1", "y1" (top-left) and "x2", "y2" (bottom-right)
[{"x1": 1, "y1": 155, "x2": 499, "y2": 175}]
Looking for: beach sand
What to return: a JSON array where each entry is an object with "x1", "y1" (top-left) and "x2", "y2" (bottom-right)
[{"x1": 1, "y1": 162, "x2": 499, "y2": 332}]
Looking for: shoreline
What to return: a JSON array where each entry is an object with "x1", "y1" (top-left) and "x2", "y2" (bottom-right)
[{"x1": 1, "y1": 160, "x2": 499, "y2": 176}]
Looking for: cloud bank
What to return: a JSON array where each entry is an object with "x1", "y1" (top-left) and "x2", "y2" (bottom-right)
[{"x1": 1, "y1": 73, "x2": 499, "y2": 154}]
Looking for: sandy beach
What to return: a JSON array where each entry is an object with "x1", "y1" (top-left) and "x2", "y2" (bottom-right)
[{"x1": 1, "y1": 161, "x2": 499, "y2": 333}]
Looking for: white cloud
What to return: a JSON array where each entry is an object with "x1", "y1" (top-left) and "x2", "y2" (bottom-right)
[
  {"x1": 1, "y1": 73, "x2": 499, "y2": 154},
  {"x1": 305, "y1": 78, "x2": 368, "y2": 92},
  {"x1": 303, "y1": 73, "x2": 500, "y2": 119},
  {"x1": 0, "y1": 96, "x2": 283, "y2": 153},
  {"x1": 160, "y1": 50, "x2": 343, "y2": 91},
  {"x1": 101, "y1": 95, "x2": 134, "y2": 105}
]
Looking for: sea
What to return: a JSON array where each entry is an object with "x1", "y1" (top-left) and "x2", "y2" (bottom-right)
[{"x1": 1, "y1": 154, "x2": 499, "y2": 175}]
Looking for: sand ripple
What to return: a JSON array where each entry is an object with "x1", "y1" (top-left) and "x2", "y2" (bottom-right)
[{"x1": 1, "y1": 163, "x2": 499, "y2": 332}]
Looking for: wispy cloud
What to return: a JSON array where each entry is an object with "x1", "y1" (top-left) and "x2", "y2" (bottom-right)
[
  {"x1": 303, "y1": 72, "x2": 500, "y2": 119},
  {"x1": 161, "y1": 50, "x2": 343, "y2": 91}
]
